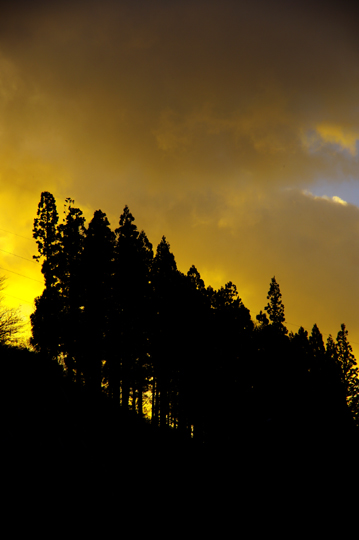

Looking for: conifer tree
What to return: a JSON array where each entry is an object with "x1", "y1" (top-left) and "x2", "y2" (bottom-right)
[
  {"x1": 264, "y1": 276, "x2": 287, "y2": 335},
  {"x1": 151, "y1": 236, "x2": 180, "y2": 428},
  {"x1": 309, "y1": 324, "x2": 326, "y2": 361},
  {"x1": 254, "y1": 277, "x2": 289, "y2": 426},
  {"x1": 56, "y1": 198, "x2": 86, "y2": 382},
  {"x1": 109, "y1": 205, "x2": 153, "y2": 414},
  {"x1": 187, "y1": 265, "x2": 205, "y2": 291},
  {"x1": 289, "y1": 325, "x2": 311, "y2": 375},
  {"x1": 336, "y1": 324, "x2": 359, "y2": 425},
  {"x1": 326, "y1": 334, "x2": 337, "y2": 362},
  {"x1": 80, "y1": 210, "x2": 115, "y2": 394},
  {"x1": 180, "y1": 266, "x2": 210, "y2": 439},
  {"x1": 31, "y1": 192, "x2": 62, "y2": 358},
  {"x1": 208, "y1": 281, "x2": 253, "y2": 443},
  {"x1": 33, "y1": 191, "x2": 59, "y2": 288}
]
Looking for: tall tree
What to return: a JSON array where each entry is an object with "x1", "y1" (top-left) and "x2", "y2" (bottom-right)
[
  {"x1": 336, "y1": 324, "x2": 359, "y2": 425},
  {"x1": 309, "y1": 324, "x2": 326, "y2": 362},
  {"x1": 33, "y1": 191, "x2": 59, "y2": 288},
  {"x1": 264, "y1": 276, "x2": 287, "y2": 335},
  {"x1": 151, "y1": 236, "x2": 180, "y2": 429},
  {"x1": 80, "y1": 210, "x2": 115, "y2": 395},
  {"x1": 180, "y1": 266, "x2": 211, "y2": 439},
  {"x1": 108, "y1": 206, "x2": 153, "y2": 415},
  {"x1": 288, "y1": 326, "x2": 312, "y2": 425},
  {"x1": 322, "y1": 333, "x2": 354, "y2": 432},
  {"x1": 253, "y1": 277, "x2": 289, "y2": 427},
  {"x1": 56, "y1": 198, "x2": 86, "y2": 383},
  {"x1": 31, "y1": 192, "x2": 62, "y2": 358},
  {"x1": 208, "y1": 281, "x2": 254, "y2": 444}
]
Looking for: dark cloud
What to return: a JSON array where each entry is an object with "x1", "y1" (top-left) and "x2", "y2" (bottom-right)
[{"x1": 0, "y1": 0, "x2": 358, "y2": 353}]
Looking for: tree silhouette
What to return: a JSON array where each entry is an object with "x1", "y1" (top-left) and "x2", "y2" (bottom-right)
[
  {"x1": 107, "y1": 205, "x2": 153, "y2": 414},
  {"x1": 254, "y1": 276, "x2": 290, "y2": 428},
  {"x1": 31, "y1": 192, "x2": 62, "y2": 358},
  {"x1": 151, "y1": 236, "x2": 181, "y2": 429},
  {"x1": 180, "y1": 266, "x2": 212, "y2": 440},
  {"x1": 207, "y1": 281, "x2": 254, "y2": 444},
  {"x1": 309, "y1": 324, "x2": 326, "y2": 361},
  {"x1": 336, "y1": 324, "x2": 359, "y2": 425},
  {"x1": 264, "y1": 276, "x2": 287, "y2": 335},
  {"x1": 29, "y1": 191, "x2": 359, "y2": 456},
  {"x1": 33, "y1": 191, "x2": 59, "y2": 288},
  {"x1": 56, "y1": 198, "x2": 86, "y2": 383},
  {"x1": 80, "y1": 210, "x2": 115, "y2": 395}
]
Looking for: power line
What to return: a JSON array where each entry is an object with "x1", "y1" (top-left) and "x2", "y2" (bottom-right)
[
  {"x1": 0, "y1": 266, "x2": 43, "y2": 284},
  {"x1": 0, "y1": 248, "x2": 37, "y2": 264},
  {"x1": 2, "y1": 292, "x2": 34, "y2": 306},
  {"x1": 0, "y1": 227, "x2": 33, "y2": 241}
]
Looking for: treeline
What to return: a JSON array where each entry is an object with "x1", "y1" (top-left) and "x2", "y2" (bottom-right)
[{"x1": 30, "y1": 191, "x2": 359, "y2": 445}]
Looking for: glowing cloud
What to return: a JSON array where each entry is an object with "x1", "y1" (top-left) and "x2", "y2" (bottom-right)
[
  {"x1": 304, "y1": 124, "x2": 359, "y2": 156},
  {"x1": 303, "y1": 190, "x2": 349, "y2": 206},
  {"x1": 332, "y1": 195, "x2": 348, "y2": 206}
]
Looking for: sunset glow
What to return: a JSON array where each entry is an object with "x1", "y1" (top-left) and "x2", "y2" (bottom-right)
[{"x1": 1, "y1": 0, "x2": 359, "y2": 356}]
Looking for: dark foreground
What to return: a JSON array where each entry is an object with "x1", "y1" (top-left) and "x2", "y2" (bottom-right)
[{"x1": 2, "y1": 346, "x2": 357, "y2": 528}]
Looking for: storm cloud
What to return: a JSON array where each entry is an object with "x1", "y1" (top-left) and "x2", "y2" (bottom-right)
[{"x1": 0, "y1": 0, "x2": 358, "y2": 351}]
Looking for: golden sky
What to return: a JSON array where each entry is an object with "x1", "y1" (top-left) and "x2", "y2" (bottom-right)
[{"x1": 1, "y1": 0, "x2": 359, "y2": 354}]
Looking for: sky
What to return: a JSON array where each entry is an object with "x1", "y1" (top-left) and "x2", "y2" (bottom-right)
[{"x1": 0, "y1": 0, "x2": 359, "y2": 355}]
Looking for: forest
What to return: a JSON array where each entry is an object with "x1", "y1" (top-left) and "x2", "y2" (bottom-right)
[{"x1": 14, "y1": 190, "x2": 357, "y2": 456}]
